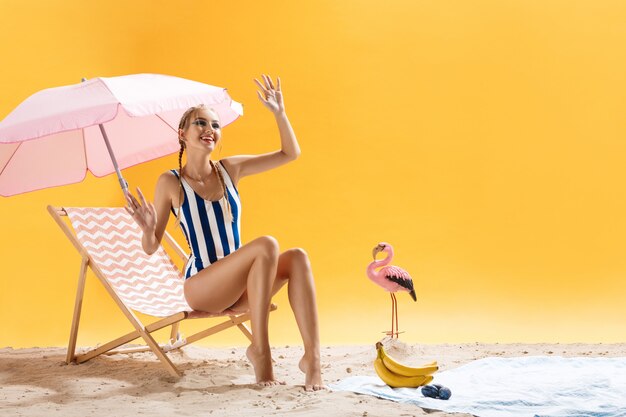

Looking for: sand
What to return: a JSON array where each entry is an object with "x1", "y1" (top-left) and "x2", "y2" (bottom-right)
[{"x1": 2, "y1": 339, "x2": 625, "y2": 417}]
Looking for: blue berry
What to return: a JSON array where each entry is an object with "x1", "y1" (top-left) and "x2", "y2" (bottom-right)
[
  {"x1": 421, "y1": 385, "x2": 439, "y2": 398},
  {"x1": 438, "y1": 387, "x2": 452, "y2": 400}
]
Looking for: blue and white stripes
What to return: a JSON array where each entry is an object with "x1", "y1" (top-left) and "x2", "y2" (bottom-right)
[{"x1": 171, "y1": 161, "x2": 241, "y2": 278}]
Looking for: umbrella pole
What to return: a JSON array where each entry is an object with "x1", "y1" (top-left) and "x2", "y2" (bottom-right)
[
  {"x1": 98, "y1": 123, "x2": 129, "y2": 196},
  {"x1": 80, "y1": 78, "x2": 128, "y2": 197}
]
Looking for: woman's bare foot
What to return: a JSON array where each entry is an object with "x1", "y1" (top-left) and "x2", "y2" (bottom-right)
[
  {"x1": 246, "y1": 345, "x2": 284, "y2": 387},
  {"x1": 299, "y1": 352, "x2": 325, "y2": 391}
]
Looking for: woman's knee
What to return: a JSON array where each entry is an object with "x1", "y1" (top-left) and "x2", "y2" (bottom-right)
[
  {"x1": 288, "y1": 248, "x2": 310, "y2": 268},
  {"x1": 254, "y1": 235, "x2": 280, "y2": 262}
]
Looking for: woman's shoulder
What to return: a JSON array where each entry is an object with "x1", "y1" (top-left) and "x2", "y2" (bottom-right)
[
  {"x1": 156, "y1": 170, "x2": 181, "y2": 194},
  {"x1": 217, "y1": 158, "x2": 239, "y2": 185},
  {"x1": 159, "y1": 169, "x2": 180, "y2": 181},
  {"x1": 147, "y1": 170, "x2": 181, "y2": 209},
  {"x1": 218, "y1": 157, "x2": 232, "y2": 170}
]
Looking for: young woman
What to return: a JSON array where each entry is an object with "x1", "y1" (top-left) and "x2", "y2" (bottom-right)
[{"x1": 125, "y1": 75, "x2": 323, "y2": 391}]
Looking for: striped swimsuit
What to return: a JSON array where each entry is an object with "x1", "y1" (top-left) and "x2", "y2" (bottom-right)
[{"x1": 170, "y1": 161, "x2": 242, "y2": 279}]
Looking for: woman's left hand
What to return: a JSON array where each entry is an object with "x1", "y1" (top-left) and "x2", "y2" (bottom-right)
[{"x1": 255, "y1": 74, "x2": 285, "y2": 115}]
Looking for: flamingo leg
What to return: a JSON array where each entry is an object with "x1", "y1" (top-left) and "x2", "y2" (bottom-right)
[
  {"x1": 393, "y1": 294, "x2": 400, "y2": 339},
  {"x1": 390, "y1": 293, "x2": 395, "y2": 337},
  {"x1": 391, "y1": 293, "x2": 399, "y2": 338}
]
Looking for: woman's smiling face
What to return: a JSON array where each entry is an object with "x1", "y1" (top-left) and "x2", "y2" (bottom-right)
[{"x1": 181, "y1": 108, "x2": 222, "y2": 152}]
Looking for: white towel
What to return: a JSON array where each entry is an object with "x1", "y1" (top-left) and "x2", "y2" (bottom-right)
[{"x1": 330, "y1": 356, "x2": 626, "y2": 417}]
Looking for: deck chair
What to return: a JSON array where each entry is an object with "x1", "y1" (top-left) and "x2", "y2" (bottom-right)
[{"x1": 48, "y1": 205, "x2": 276, "y2": 377}]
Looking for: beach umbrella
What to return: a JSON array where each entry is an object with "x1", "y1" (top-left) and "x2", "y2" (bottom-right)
[{"x1": 0, "y1": 73, "x2": 243, "y2": 197}]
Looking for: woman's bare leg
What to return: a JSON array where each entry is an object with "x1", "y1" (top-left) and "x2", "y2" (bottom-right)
[
  {"x1": 286, "y1": 249, "x2": 323, "y2": 391},
  {"x1": 229, "y1": 248, "x2": 323, "y2": 391},
  {"x1": 183, "y1": 235, "x2": 282, "y2": 386}
]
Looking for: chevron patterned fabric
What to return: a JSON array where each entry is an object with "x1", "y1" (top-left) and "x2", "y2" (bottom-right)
[{"x1": 65, "y1": 207, "x2": 195, "y2": 317}]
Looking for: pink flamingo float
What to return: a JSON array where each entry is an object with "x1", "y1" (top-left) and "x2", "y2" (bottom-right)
[{"x1": 366, "y1": 242, "x2": 416, "y2": 338}]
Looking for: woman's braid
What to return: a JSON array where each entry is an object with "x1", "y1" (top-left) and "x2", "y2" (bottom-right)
[{"x1": 210, "y1": 159, "x2": 233, "y2": 222}]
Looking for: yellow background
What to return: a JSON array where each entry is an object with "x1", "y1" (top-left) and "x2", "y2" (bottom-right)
[{"x1": 1, "y1": 0, "x2": 625, "y2": 348}]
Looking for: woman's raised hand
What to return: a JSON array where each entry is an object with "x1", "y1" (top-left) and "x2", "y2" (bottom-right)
[
  {"x1": 255, "y1": 74, "x2": 284, "y2": 115},
  {"x1": 124, "y1": 187, "x2": 157, "y2": 234}
]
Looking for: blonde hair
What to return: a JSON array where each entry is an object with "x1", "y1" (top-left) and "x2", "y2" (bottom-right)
[{"x1": 175, "y1": 105, "x2": 233, "y2": 228}]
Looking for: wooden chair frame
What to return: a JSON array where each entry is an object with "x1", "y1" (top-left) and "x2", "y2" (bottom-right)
[{"x1": 48, "y1": 205, "x2": 275, "y2": 378}]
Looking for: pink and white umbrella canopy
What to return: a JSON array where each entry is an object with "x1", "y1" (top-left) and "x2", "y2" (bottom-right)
[{"x1": 0, "y1": 73, "x2": 243, "y2": 196}]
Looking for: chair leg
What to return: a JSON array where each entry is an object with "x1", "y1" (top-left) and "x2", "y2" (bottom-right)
[
  {"x1": 76, "y1": 329, "x2": 141, "y2": 363},
  {"x1": 237, "y1": 322, "x2": 253, "y2": 342},
  {"x1": 170, "y1": 322, "x2": 180, "y2": 342},
  {"x1": 138, "y1": 330, "x2": 182, "y2": 377},
  {"x1": 67, "y1": 257, "x2": 89, "y2": 364}
]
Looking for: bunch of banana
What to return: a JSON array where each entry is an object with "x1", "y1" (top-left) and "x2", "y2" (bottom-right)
[{"x1": 373, "y1": 342, "x2": 438, "y2": 388}]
